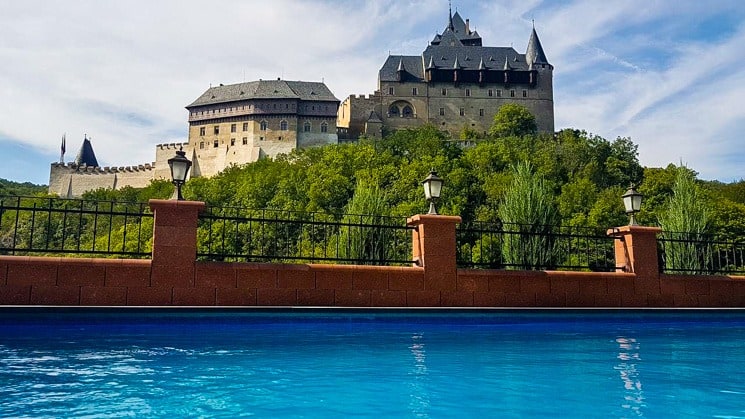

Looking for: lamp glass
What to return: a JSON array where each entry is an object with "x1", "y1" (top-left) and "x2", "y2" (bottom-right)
[
  {"x1": 422, "y1": 171, "x2": 443, "y2": 200},
  {"x1": 168, "y1": 150, "x2": 192, "y2": 184}
]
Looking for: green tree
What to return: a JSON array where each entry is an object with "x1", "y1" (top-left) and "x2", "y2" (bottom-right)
[
  {"x1": 489, "y1": 104, "x2": 537, "y2": 138},
  {"x1": 499, "y1": 162, "x2": 560, "y2": 269},
  {"x1": 658, "y1": 167, "x2": 712, "y2": 274}
]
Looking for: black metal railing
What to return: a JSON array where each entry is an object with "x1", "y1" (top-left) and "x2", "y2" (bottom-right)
[
  {"x1": 0, "y1": 196, "x2": 152, "y2": 258},
  {"x1": 659, "y1": 231, "x2": 745, "y2": 275},
  {"x1": 197, "y1": 206, "x2": 415, "y2": 266},
  {"x1": 457, "y1": 221, "x2": 619, "y2": 271}
]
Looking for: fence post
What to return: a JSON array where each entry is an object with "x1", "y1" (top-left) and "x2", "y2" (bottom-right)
[
  {"x1": 149, "y1": 199, "x2": 205, "y2": 288},
  {"x1": 407, "y1": 214, "x2": 462, "y2": 291},
  {"x1": 607, "y1": 226, "x2": 662, "y2": 278}
]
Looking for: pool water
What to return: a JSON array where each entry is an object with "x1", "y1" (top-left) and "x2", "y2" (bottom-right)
[{"x1": 1, "y1": 309, "x2": 744, "y2": 418}]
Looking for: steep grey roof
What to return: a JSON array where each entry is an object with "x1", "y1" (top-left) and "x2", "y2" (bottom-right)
[
  {"x1": 187, "y1": 79, "x2": 338, "y2": 108},
  {"x1": 431, "y1": 11, "x2": 482, "y2": 46},
  {"x1": 75, "y1": 137, "x2": 99, "y2": 167},
  {"x1": 366, "y1": 111, "x2": 382, "y2": 123},
  {"x1": 379, "y1": 45, "x2": 527, "y2": 82},
  {"x1": 380, "y1": 55, "x2": 425, "y2": 81},
  {"x1": 526, "y1": 27, "x2": 549, "y2": 65}
]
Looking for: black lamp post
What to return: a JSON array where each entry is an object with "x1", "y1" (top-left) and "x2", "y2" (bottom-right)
[
  {"x1": 168, "y1": 147, "x2": 192, "y2": 201},
  {"x1": 422, "y1": 170, "x2": 444, "y2": 215},
  {"x1": 622, "y1": 184, "x2": 643, "y2": 226}
]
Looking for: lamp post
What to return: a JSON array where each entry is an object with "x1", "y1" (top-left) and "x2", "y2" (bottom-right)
[
  {"x1": 422, "y1": 170, "x2": 444, "y2": 215},
  {"x1": 168, "y1": 147, "x2": 192, "y2": 201},
  {"x1": 622, "y1": 184, "x2": 643, "y2": 226}
]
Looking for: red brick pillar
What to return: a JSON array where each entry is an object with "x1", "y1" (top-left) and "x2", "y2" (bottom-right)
[
  {"x1": 149, "y1": 199, "x2": 205, "y2": 288},
  {"x1": 407, "y1": 214, "x2": 462, "y2": 291},
  {"x1": 607, "y1": 226, "x2": 662, "y2": 279}
]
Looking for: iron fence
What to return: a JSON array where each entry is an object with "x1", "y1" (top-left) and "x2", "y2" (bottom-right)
[
  {"x1": 457, "y1": 220, "x2": 619, "y2": 271},
  {"x1": 659, "y1": 231, "x2": 745, "y2": 275},
  {"x1": 197, "y1": 206, "x2": 416, "y2": 266},
  {"x1": 0, "y1": 196, "x2": 152, "y2": 258}
]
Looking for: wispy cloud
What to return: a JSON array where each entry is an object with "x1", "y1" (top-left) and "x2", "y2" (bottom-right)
[{"x1": 0, "y1": 0, "x2": 744, "y2": 183}]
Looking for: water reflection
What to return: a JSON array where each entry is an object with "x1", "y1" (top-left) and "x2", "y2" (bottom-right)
[
  {"x1": 408, "y1": 333, "x2": 430, "y2": 417},
  {"x1": 614, "y1": 336, "x2": 645, "y2": 416}
]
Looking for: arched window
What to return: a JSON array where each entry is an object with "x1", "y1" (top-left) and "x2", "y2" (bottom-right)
[
  {"x1": 280, "y1": 120, "x2": 288, "y2": 131},
  {"x1": 389, "y1": 105, "x2": 400, "y2": 117},
  {"x1": 260, "y1": 120, "x2": 268, "y2": 131},
  {"x1": 402, "y1": 105, "x2": 413, "y2": 117},
  {"x1": 303, "y1": 121, "x2": 311, "y2": 132},
  {"x1": 320, "y1": 122, "x2": 328, "y2": 133}
]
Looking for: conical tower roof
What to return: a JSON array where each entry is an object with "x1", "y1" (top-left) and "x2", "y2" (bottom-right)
[
  {"x1": 526, "y1": 26, "x2": 549, "y2": 65},
  {"x1": 74, "y1": 136, "x2": 99, "y2": 167}
]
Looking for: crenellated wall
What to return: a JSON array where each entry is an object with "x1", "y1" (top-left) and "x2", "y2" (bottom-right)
[{"x1": 48, "y1": 162, "x2": 158, "y2": 198}]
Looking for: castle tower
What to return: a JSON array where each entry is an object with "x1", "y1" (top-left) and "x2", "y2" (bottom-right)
[
  {"x1": 75, "y1": 135, "x2": 99, "y2": 167},
  {"x1": 340, "y1": 8, "x2": 555, "y2": 139}
]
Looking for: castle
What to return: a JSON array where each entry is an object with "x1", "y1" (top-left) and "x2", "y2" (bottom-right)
[
  {"x1": 49, "y1": 8, "x2": 553, "y2": 197},
  {"x1": 337, "y1": 10, "x2": 554, "y2": 139}
]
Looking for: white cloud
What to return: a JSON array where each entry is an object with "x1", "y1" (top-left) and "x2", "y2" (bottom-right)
[{"x1": 0, "y1": 0, "x2": 744, "y2": 182}]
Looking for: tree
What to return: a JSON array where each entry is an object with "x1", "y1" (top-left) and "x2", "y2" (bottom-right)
[
  {"x1": 489, "y1": 104, "x2": 537, "y2": 138},
  {"x1": 499, "y1": 162, "x2": 560, "y2": 269},
  {"x1": 658, "y1": 166, "x2": 712, "y2": 274}
]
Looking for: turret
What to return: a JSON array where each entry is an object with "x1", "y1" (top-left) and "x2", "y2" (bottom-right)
[
  {"x1": 74, "y1": 135, "x2": 99, "y2": 167},
  {"x1": 526, "y1": 25, "x2": 550, "y2": 67}
]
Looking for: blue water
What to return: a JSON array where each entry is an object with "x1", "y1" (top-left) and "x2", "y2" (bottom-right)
[{"x1": 1, "y1": 309, "x2": 744, "y2": 418}]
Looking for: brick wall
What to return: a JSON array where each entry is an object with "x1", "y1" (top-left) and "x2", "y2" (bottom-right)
[{"x1": 1, "y1": 200, "x2": 743, "y2": 307}]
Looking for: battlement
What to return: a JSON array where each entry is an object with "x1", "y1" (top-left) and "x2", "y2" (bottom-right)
[
  {"x1": 50, "y1": 162, "x2": 156, "y2": 174},
  {"x1": 156, "y1": 142, "x2": 189, "y2": 150}
]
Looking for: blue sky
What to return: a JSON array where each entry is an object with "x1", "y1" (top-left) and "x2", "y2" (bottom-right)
[{"x1": 1, "y1": 0, "x2": 744, "y2": 185}]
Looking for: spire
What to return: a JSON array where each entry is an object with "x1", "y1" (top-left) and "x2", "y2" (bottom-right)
[
  {"x1": 448, "y1": 0, "x2": 454, "y2": 31},
  {"x1": 74, "y1": 135, "x2": 99, "y2": 167},
  {"x1": 478, "y1": 57, "x2": 486, "y2": 70},
  {"x1": 503, "y1": 56, "x2": 512, "y2": 70},
  {"x1": 397, "y1": 58, "x2": 406, "y2": 72},
  {"x1": 526, "y1": 25, "x2": 549, "y2": 66},
  {"x1": 453, "y1": 56, "x2": 461, "y2": 69}
]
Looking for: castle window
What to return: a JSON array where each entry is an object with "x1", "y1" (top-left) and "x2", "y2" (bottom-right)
[
  {"x1": 280, "y1": 120, "x2": 288, "y2": 131},
  {"x1": 522, "y1": 90, "x2": 527, "y2": 97},
  {"x1": 260, "y1": 136, "x2": 264, "y2": 141},
  {"x1": 388, "y1": 87, "x2": 394, "y2": 95},
  {"x1": 312, "y1": 105, "x2": 315, "y2": 110},
  {"x1": 488, "y1": 89, "x2": 494, "y2": 97},
  {"x1": 459, "y1": 107, "x2": 465, "y2": 116},
  {"x1": 243, "y1": 122, "x2": 248, "y2": 131},
  {"x1": 231, "y1": 124, "x2": 236, "y2": 133},
  {"x1": 199, "y1": 127, "x2": 206, "y2": 136},
  {"x1": 321, "y1": 122, "x2": 328, "y2": 133},
  {"x1": 389, "y1": 105, "x2": 400, "y2": 117},
  {"x1": 441, "y1": 88, "x2": 447, "y2": 96},
  {"x1": 214, "y1": 126, "x2": 219, "y2": 134},
  {"x1": 479, "y1": 108, "x2": 485, "y2": 117},
  {"x1": 242, "y1": 137, "x2": 248, "y2": 145},
  {"x1": 230, "y1": 138, "x2": 235, "y2": 146},
  {"x1": 412, "y1": 87, "x2": 418, "y2": 95},
  {"x1": 465, "y1": 88, "x2": 471, "y2": 97},
  {"x1": 510, "y1": 90, "x2": 515, "y2": 97},
  {"x1": 497, "y1": 89, "x2": 502, "y2": 97},
  {"x1": 439, "y1": 107, "x2": 445, "y2": 116},
  {"x1": 213, "y1": 140, "x2": 219, "y2": 148},
  {"x1": 200, "y1": 142, "x2": 204, "y2": 149},
  {"x1": 402, "y1": 105, "x2": 413, "y2": 118},
  {"x1": 304, "y1": 121, "x2": 311, "y2": 132},
  {"x1": 260, "y1": 120, "x2": 268, "y2": 131},
  {"x1": 279, "y1": 136, "x2": 282, "y2": 141}
]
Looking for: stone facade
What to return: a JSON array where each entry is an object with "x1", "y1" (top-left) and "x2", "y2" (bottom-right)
[{"x1": 338, "y1": 11, "x2": 554, "y2": 138}]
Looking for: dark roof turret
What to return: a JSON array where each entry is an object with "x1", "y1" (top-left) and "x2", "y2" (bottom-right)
[
  {"x1": 526, "y1": 26, "x2": 549, "y2": 65},
  {"x1": 74, "y1": 136, "x2": 99, "y2": 167}
]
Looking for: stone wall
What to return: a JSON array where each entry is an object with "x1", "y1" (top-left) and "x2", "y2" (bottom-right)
[{"x1": 48, "y1": 163, "x2": 157, "y2": 197}]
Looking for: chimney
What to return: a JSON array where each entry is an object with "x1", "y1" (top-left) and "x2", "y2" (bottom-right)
[{"x1": 465, "y1": 19, "x2": 470, "y2": 34}]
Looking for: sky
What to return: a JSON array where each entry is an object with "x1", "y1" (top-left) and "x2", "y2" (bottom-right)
[{"x1": 1, "y1": 0, "x2": 744, "y2": 185}]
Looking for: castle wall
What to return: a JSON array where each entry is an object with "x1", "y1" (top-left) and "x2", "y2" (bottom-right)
[
  {"x1": 337, "y1": 94, "x2": 379, "y2": 139},
  {"x1": 49, "y1": 163, "x2": 156, "y2": 198}
]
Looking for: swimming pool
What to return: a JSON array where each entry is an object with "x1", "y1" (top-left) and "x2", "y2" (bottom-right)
[{"x1": 1, "y1": 309, "x2": 743, "y2": 417}]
